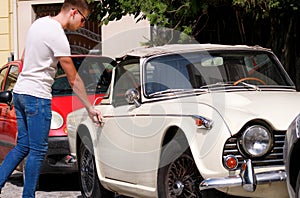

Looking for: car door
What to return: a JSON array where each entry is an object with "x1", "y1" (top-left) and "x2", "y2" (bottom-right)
[
  {"x1": 0, "y1": 62, "x2": 21, "y2": 160},
  {"x1": 98, "y1": 60, "x2": 140, "y2": 184}
]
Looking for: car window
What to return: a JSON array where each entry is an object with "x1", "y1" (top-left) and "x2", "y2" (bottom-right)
[
  {"x1": 112, "y1": 60, "x2": 140, "y2": 107},
  {"x1": 0, "y1": 66, "x2": 8, "y2": 91},
  {"x1": 244, "y1": 54, "x2": 288, "y2": 85},
  {"x1": 144, "y1": 51, "x2": 294, "y2": 96},
  {"x1": 145, "y1": 55, "x2": 194, "y2": 95},
  {"x1": 4, "y1": 65, "x2": 20, "y2": 91},
  {"x1": 52, "y1": 56, "x2": 115, "y2": 96}
]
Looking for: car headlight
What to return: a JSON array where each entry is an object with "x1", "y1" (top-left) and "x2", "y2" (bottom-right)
[
  {"x1": 50, "y1": 111, "x2": 64, "y2": 130},
  {"x1": 239, "y1": 125, "x2": 273, "y2": 157}
]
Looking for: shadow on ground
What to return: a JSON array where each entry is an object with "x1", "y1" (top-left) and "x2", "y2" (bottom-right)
[
  {"x1": 38, "y1": 172, "x2": 80, "y2": 191},
  {"x1": 7, "y1": 171, "x2": 23, "y2": 187}
]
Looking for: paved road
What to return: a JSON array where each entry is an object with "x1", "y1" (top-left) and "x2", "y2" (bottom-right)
[
  {"x1": 1, "y1": 171, "x2": 244, "y2": 198},
  {"x1": 1, "y1": 171, "x2": 128, "y2": 198},
  {"x1": 1, "y1": 171, "x2": 82, "y2": 198}
]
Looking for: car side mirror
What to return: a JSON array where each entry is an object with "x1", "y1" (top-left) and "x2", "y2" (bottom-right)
[
  {"x1": 0, "y1": 91, "x2": 13, "y2": 109},
  {"x1": 125, "y1": 88, "x2": 141, "y2": 107}
]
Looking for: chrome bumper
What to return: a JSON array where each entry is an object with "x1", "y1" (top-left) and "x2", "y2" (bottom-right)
[{"x1": 199, "y1": 159, "x2": 286, "y2": 192}]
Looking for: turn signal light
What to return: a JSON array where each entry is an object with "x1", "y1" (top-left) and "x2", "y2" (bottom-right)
[
  {"x1": 192, "y1": 115, "x2": 213, "y2": 129},
  {"x1": 64, "y1": 127, "x2": 68, "y2": 134},
  {"x1": 195, "y1": 118, "x2": 203, "y2": 126},
  {"x1": 224, "y1": 155, "x2": 238, "y2": 170}
]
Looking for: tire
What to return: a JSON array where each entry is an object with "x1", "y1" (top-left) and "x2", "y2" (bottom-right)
[
  {"x1": 157, "y1": 132, "x2": 224, "y2": 198},
  {"x1": 157, "y1": 132, "x2": 203, "y2": 198},
  {"x1": 296, "y1": 171, "x2": 300, "y2": 198},
  {"x1": 78, "y1": 137, "x2": 114, "y2": 198}
]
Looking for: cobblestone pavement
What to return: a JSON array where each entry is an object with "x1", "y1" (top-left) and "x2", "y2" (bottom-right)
[{"x1": 1, "y1": 171, "x2": 82, "y2": 198}]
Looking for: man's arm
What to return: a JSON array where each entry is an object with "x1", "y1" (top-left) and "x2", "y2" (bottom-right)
[{"x1": 58, "y1": 56, "x2": 102, "y2": 122}]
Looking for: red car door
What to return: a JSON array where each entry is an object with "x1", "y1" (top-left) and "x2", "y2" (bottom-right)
[{"x1": 0, "y1": 61, "x2": 21, "y2": 160}]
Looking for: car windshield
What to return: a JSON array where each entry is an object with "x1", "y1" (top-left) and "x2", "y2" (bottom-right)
[
  {"x1": 144, "y1": 50, "x2": 294, "y2": 96},
  {"x1": 52, "y1": 56, "x2": 115, "y2": 96}
]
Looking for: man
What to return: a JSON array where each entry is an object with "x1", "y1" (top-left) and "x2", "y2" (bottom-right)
[{"x1": 0, "y1": 0, "x2": 101, "y2": 197}]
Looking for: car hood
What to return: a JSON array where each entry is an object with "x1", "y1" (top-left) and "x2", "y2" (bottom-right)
[{"x1": 190, "y1": 91, "x2": 300, "y2": 135}]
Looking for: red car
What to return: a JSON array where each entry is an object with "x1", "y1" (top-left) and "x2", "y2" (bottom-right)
[{"x1": 0, "y1": 55, "x2": 115, "y2": 174}]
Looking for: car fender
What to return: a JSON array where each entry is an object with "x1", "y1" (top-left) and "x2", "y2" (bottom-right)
[{"x1": 156, "y1": 103, "x2": 232, "y2": 180}]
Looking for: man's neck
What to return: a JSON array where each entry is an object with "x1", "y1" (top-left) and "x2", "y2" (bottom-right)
[{"x1": 52, "y1": 12, "x2": 68, "y2": 29}]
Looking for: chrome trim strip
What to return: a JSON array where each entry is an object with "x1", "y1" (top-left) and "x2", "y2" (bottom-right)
[{"x1": 104, "y1": 114, "x2": 211, "y2": 120}]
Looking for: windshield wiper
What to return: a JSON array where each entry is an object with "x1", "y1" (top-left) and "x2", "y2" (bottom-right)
[
  {"x1": 148, "y1": 89, "x2": 207, "y2": 97},
  {"x1": 199, "y1": 82, "x2": 233, "y2": 89},
  {"x1": 238, "y1": 82, "x2": 261, "y2": 91},
  {"x1": 200, "y1": 82, "x2": 261, "y2": 91}
]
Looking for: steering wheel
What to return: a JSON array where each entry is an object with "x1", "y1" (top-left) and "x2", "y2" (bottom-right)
[{"x1": 233, "y1": 77, "x2": 266, "y2": 86}]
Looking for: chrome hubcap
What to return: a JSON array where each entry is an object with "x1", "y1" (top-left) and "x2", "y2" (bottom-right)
[{"x1": 172, "y1": 181, "x2": 184, "y2": 196}]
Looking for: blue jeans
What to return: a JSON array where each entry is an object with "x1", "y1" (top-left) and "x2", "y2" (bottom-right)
[{"x1": 0, "y1": 93, "x2": 51, "y2": 198}]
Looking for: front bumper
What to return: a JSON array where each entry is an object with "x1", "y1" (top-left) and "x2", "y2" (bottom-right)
[{"x1": 200, "y1": 159, "x2": 286, "y2": 192}]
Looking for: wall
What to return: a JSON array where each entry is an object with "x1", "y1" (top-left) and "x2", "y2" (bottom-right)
[
  {"x1": 17, "y1": 0, "x2": 63, "y2": 59},
  {"x1": 8, "y1": 0, "x2": 150, "y2": 63},
  {"x1": 0, "y1": 0, "x2": 13, "y2": 65},
  {"x1": 102, "y1": 15, "x2": 150, "y2": 58}
]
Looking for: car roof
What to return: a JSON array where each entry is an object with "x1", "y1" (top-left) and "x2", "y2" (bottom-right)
[{"x1": 116, "y1": 44, "x2": 271, "y2": 60}]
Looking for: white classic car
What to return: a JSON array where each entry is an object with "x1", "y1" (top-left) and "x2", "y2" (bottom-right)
[{"x1": 67, "y1": 44, "x2": 300, "y2": 198}]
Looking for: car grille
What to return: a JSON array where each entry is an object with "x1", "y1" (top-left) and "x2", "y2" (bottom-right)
[{"x1": 223, "y1": 131, "x2": 285, "y2": 168}]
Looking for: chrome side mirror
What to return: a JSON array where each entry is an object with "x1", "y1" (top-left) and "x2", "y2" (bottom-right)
[{"x1": 125, "y1": 88, "x2": 141, "y2": 107}]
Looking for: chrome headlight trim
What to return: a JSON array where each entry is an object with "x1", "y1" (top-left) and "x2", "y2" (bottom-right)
[
  {"x1": 239, "y1": 125, "x2": 273, "y2": 158},
  {"x1": 50, "y1": 111, "x2": 64, "y2": 130}
]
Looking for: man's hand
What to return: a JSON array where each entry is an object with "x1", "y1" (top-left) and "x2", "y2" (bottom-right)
[{"x1": 87, "y1": 106, "x2": 103, "y2": 125}]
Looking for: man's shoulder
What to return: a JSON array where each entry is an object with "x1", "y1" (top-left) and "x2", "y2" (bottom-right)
[
  {"x1": 33, "y1": 16, "x2": 57, "y2": 26},
  {"x1": 31, "y1": 16, "x2": 61, "y2": 31},
  {"x1": 34, "y1": 16, "x2": 49, "y2": 22}
]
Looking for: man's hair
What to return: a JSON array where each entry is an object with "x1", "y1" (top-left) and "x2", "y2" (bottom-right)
[{"x1": 61, "y1": 0, "x2": 89, "y2": 12}]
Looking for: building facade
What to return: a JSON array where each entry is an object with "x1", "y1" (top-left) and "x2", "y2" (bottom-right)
[
  {"x1": 0, "y1": 0, "x2": 150, "y2": 66},
  {"x1": 0, "y1": 0, "x2": 14, "y2": 65}
]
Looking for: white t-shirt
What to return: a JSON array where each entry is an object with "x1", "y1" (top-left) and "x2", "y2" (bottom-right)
[{"x1": 13, "y1": 16, "x2": 71, "y2": 99}]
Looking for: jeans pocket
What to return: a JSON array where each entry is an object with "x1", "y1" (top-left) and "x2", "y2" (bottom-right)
[{"x1": 23, "y1": 95, "x2": 38, "y2": 116}]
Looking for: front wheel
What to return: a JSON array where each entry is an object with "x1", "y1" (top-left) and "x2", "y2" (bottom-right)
[
  {"x1": 78, "y1": 137, "x2": 114, "y2": 198},
  {"x1": 157, "y1": 132, "x2": 203, "y2": 197},
  {"x1": 157, "y1": 132, "x2": 225, "y2": 198},
  {"x1": 158, "y1": 151, "x2": 203, "y2": 197}
]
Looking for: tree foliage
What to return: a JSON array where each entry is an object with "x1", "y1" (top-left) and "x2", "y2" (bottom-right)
[
  {"x1": 87, "y1": 0, "x2": 299, "y2": 38},
  {"x1": 87, "y1": 0, "x2": 300, "y2": 87},
  {"x1": 88, "y1": 0, "x2": 214, "y2": 35}
]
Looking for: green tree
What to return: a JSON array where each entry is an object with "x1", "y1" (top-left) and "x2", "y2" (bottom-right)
[
  {"x1": 88, "y1": 0, "x2": 300, "y2": 87},
  {"x1": 233, "y1": 0, "x2": 300, "y2": 87}
]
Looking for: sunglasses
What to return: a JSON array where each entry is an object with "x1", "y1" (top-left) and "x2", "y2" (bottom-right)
[{"x1": 73, "y1": 8, "x2": 87, "y2": 23}]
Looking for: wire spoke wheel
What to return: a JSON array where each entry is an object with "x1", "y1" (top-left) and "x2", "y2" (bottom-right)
[
  {"x1": 164, "y1": 153, "x2": 202, "y2": 198},
  {"x1": 78, "y1": 138, "x2": 114, "y2": 198},
  {"x1": 80, "y1": 143, "x2": 96, "y2": 197}
]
